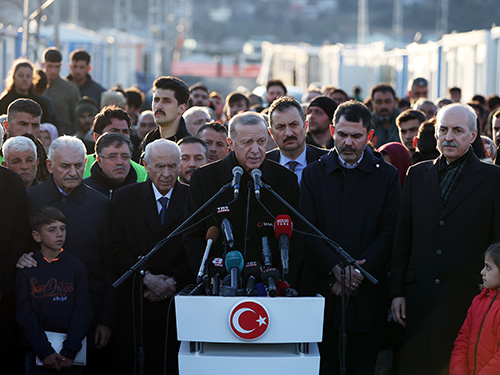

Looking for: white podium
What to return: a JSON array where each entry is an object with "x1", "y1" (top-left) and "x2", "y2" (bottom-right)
[{"x1": 175, "y1": 295, "x2": 325, "y2": 375}]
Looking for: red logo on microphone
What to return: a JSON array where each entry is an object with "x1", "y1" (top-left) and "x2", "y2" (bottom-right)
[{"x1": 229, "y1": 300, "x2": 270, "y2": 340}]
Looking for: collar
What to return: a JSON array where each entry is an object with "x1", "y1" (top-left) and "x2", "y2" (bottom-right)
[
  {"x1": 46, "y1": 174, "x2": 87, "y2": 203},
  {"x1": 437, "y1": 147, "x2": 473, "y2": 171},
  {"x1": 42, "y1": 248, "x2": 64, "y2": 263},
  {"x1": 90, "y1": 160, "x2": 137, "y2": 190},
  {"x1": 337, "y1": 150, "x2": 365, "y2": 169},
  {"x1": 151, "y1": 181, "x2": 173, "y2": 202},
  {"x1": 279, "y1": 147, "x2": 307, "y2": 167},
  {"x1": 325, "y1": 146, "x2": 381, "y2": 175}
]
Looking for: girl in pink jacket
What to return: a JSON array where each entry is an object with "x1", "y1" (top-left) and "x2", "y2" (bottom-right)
[{"x1": 450, "y1": 243, "x2": 500, "y2": 374}]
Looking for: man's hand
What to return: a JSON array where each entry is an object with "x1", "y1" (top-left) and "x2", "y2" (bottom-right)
[
  {"x1": 332, "y1": 259, "x2": 366, "y2": 292},
  {"x1": 16, "y1": 252, "x2": 37, "y2": 269},
  {"x1": 94, "y1": 324, "x2": 112, "y2": 349},
  {"x1": 143, "y1": 273, "x2": 176, "y2": 299},
  {"x1": 43, "y1": 352, "x2": 64, "y2": 370},
  {"x1": 330, "y1": 281, "x2": 342, "y2": 296},
  {"x1": 391, "y1": 297, "x2": 407, "y2": 327},
  {"x1": 58, "y1": 356, "x2": 74, "y2": 370}
]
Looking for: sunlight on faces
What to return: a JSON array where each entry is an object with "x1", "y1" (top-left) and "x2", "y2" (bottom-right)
[
  {"x1": 179, "y1": 142, "x2": 208, "y2": 183},
  {"x1": 191, "y1": 89, "x2": 209, "y2": 106},
  {"x1": 97, "y1": 143, "x2": 131, "y2": 184},
  {"x1": 331, "y1": 116, "x2": 373, "y2": 165},
  {"x1": 137, "y1": 113, "x2": 157, "y2": 139},
  {"x1": 33, "y1": 221, "x2": 66, "y2": 253},
  {"x1": 307, "y1": 107, "x2": 331, "y2": 135},
  {"x1": 266, "y1": 86, "x2": 286, "y2": 105},
  {"x1": 199, "y1": 128, "x2": 228, "y2": 162},
  {"x1": 229, "y1": 122, "x2": 268, "y2": 173},
  {"x1": 14, "y1": 66, "x2": 33, "y2": 94},
  {"x1": 152, "y1": 88, "x2": 186, "y2": 126},
  {"x1": 270, "y1": 106, "x2": 306, "y2": 156},
  {"x1": 436, "y1": 106, "x2": 477, "y2": 163},
  {"x1": 69, "y1": 60, "x2": 89, "y2": 81},
  {"x1": 47, "y1": 146, "x2": 86, "y2": 194},
  {"x1": 481, "y1": 254, "x2": 500, "y2": 290},
  {"x1": 399, "y1": 119, "x2": 420, "y2": 152},
  {"x1": 4, "y1": 148, "x2": 38, "y2": 188},
  {"x1": 5, "y1": 112, "x2": 41, "y2": 138},
  {"x1": 43, "y1": 61, "x2": 62, "y2": 81},
  {"x1": 144, "y1": 143, "x2": 180, "y2": 195},
  {"x1": 372, "y1": 91, "x2": 396, "y2": 117}
]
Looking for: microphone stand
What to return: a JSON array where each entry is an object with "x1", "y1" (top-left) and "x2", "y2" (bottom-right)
[
  {"x1": 113, "y1": 181, "x2": 233, "y2": 375},
  {"x1": 259, "y1": 181, "x2": 378, "y2": 375}
]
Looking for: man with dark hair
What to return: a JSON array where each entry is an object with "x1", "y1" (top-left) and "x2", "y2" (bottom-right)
[
  {"x1": 301, "y1": 100, "x2": 401, "y2": 375},
  {"x1": 371, "y1": 83, "x2": 401, "y2": 147},
  {"x1": 225, "y1": 92, "x2": 249, "y2": 121},
  {"x1": 448, "y1": 86, "x2": 462, "y2": 103},
  {"x1": 2, "y1": 98, "x2": 49, "y2": 181},
  {"x1": 391, "y1": 104, "x2": 500, "y2": 375},
  {"x1": 306, "y1": 96, "x2": 336, "y2": 149},
  {"x1": 265, "y1": 79, "x2": 287, "y2": 107},
  {"x1": 84, "y1": 132, "x2": 136, "y2": 197},
  {"x1": 197, "y1": 121, "x2": 228, "y2": 162},
  {"x1": 42, "y1": 47, "x2": 81, "y2": 135},
  {"x1": 190, "y1": 82, "x2": 210, "y2": 107},
  {"x1": 411, "y1": 118, "x2": 440, "y2": 163},
  {"x1": 124, "y1": 87, "x2": 145, "y2": 126},
  {"x1": 395, "y1": 109, "x2": 426, "y2": 157},
  {"x1": 267, "y1": 96, "x2": 327, "y2": 184},
  {"x1": 140, "y1": 76, "x2": 191, "y2": 152},
  {"x1": 67, "y1": 49, "x2": 106, "y2": 108},
  {"x1": 407, "y1": 77, "x2": 429, "y2": 104},
  {"x1": 74, "y1": 96, "x2": 98, "y2": 153},
  {"x1": 184, "y1": 111, "x2": 301, "y2": 286},
  {"x1": 83, "y1": 105, "x2": 147, "y2": 182},
  {"x1": 177, "y1": 136, "x2": 208, "y2": 184},
  {"x1": 209, "y1": 91, "x2": 224, "y2": 122}
]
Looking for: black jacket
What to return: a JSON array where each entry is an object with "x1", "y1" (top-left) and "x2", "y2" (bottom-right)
[{"x1": 84, "y1": 160, "x2": 138, "y2": 198}]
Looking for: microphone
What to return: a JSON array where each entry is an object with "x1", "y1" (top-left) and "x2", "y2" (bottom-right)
[
  {"x1": 243, "y1": 261, "x2": 262, "y2": 296},
  {"x1": 232, "y1": 166, "x2": 243, "y2": 199},
  {"x1": 255, "y1": 221, "x2": 274, "y2": 268},
  {"x1": 225, "y1": 251, "x2": 244, "y2": 289},
  {"x1": 215, "y1": 206, "x2": 235, "y2": 249},
  {"x1": 251, "y1": 169, "x2": 262, "y2": 199},
  {"x1": 207, "y1": 257, "x2": 225, "y2": 295},
  {"x1": 261, "y1": 267, "x2": 279, "y2": 297},
  {"x1": 277, "y1": 280, "x2": 299, "y2": 297},
  {"x1": 197, "y1": 226, "x2": 220, "y2": 283},
  {"x1": 274, "y1": 215, "x2": 293, "y2": 275}
]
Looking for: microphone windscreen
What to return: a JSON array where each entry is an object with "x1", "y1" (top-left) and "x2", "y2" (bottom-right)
[
  {"x1": 225, "y1": 251, "x2": 244, "y2": 273},
  {"x1": 274, "y1": 215, "x2": 293, "y2": 239},
  {"x1": 206, "y1": 226, "x2": 220, "y2": 242}
]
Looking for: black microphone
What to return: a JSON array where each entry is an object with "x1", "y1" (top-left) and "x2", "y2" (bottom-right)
[
  {"x1": 255, "y1": 221, "x2": 274, "y2": 268},
  {"x1": 251, "y1": 169, "x2": 262, "y2": 199},
  {"x1": 274, "y1": 215, "x2": 293, "y2": 275},
  {"x1": 215, "y1": 206, "x2": 235, "y2": 249},
  {"x1": 197, "y1": 226, "x2": 220, "y2": 284},
  {"x1": 261, "y1": 267, "x2": 279, "y2": 297},
  {"x1": 207, "y1": 257, "x2": 225, "y2": 295},
  {"x1": 243, "y1": 261, "x2": 262, "y2": 296},
  {"x1": 232, "y1": 166, "x2": 243, "y2": 200}
]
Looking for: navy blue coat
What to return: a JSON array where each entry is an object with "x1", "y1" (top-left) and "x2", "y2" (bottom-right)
[{"x1": 300, "y1": 147, "x2": 401, "y2": 331}]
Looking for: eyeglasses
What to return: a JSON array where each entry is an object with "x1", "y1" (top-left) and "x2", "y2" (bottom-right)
[{"x1": 99, "y1": 153, "x2": 132, "y2": 161}]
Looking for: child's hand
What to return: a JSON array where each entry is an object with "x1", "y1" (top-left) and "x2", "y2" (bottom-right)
[
  {"x1": 43, "y1": 352, "x2": 64, "y2": 370},
  {"x1": 58, "y1": 356, "x2": 74, "y2": 370}
]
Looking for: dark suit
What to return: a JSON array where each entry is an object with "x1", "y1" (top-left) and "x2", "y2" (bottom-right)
[
  {"x1": 391, "y1": 153, "x2": 500, "y2": 375},
  {"x1": 266, "y1": 144, "x2": 328, "y2": 165},
  {"x1": 0, "y1": 167, "x2": 30, "y2": 373},
  {"x1": 300, "y1": 147, "x2": 401, "y2": 374},
  {"x1": 184, "y1": 151, "x2": 301, "y2": 286},
  {"x1": 109, "y1": 180, "x2": 193, "y2": 374}
]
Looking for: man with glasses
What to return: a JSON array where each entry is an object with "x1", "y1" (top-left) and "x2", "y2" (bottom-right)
[
  {"x1": 83, "y1": 105, "x2": 148, "y2": 182},
  {"x1": 84, "y1": 133, "x2": 137, "y2": 197}
]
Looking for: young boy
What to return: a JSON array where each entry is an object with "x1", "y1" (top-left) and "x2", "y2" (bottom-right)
[{"x1": 16, "y1": 207, "x2": 92, "y2": 374}]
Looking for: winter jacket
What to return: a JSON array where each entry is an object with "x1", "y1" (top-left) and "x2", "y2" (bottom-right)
[{"x1": 450, "y1": 288, "x2": 500, "y2": 375}]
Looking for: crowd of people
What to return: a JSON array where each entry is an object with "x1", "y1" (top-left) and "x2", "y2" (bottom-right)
[{"x1": 1, "y1": 46, "x2": 500, "y2": 375}]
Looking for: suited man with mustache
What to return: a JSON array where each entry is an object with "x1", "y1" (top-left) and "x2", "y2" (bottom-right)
[{"x1": 109, "y1": 139, "x2": 193, "y2": 374}]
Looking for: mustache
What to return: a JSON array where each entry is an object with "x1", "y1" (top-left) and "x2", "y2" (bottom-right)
[
  {"x1": 442, "y1": 140, "x2": 458, "y2": 147},
  {"x1": 64, "y1": 176, "x2": 79, "y2": 181},
  {"x1": 340, "y1": 145, "x2": 356, "y2": 152},
  {"x1": 283, "y1": 136, "x2": 297, "y2": 142},
  {"x1": 113, "y1": 166, "x2": 127, "y2": 172},
  {"x1": 155, "y1": 110, "x2": 166, "y2": 116}
]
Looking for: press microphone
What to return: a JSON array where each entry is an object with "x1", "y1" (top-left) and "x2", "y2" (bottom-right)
[
  {"x1": 261, "y1": 267, "x2": 279, "y2": 297},
  {"x1": 251, "y1": 169, "x2": 262, "y2": 199},
  {"x1": 243, "y1": 261, "x2": 262, "y2": 296},
  {"x1": 274, "y1": 215, "x2": 293, "y2": 275},
  {"x1": 256, "y1": 221, "x2": 274, "y2": 268},
  {"x1": 225, "y1": 251, "x2": 244, "y2": 289},
  {"x1": 277, "y1": 280, "x2": 299, "y2": 297},
  {"x1": 197, "y1": 226, "x2": 220, "y2": 283},
  {"x1": 208, "y1": 257, "x2": 225, "y2": 295},
  {"x1": 215, "y1": 206, "x2": 235, "y2": 249},
  {"x1": 232, "y1": 166, "x2": 243, "y2": 199}
]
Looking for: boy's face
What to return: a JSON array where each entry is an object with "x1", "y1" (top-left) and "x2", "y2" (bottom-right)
[{"x1": 32, "y1": 220, "x2": 66, "y2": 252}]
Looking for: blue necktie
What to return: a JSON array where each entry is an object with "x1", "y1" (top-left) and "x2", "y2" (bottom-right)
[
  {"x1": 159, "y1": 197, "x2": 168, "y2": 226},
  {"x1": 287, "y1": 160, "x2": 298, "y2": 172}
]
